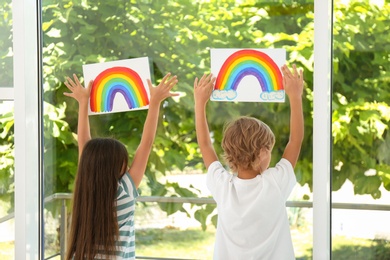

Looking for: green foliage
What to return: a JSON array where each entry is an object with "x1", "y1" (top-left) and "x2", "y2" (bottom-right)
[
  {"x1": 0, "y1": 103, "x2": 14, "y2": 213},
  {"x1": 332, "y1": 0, "x2": 390, "y2": 198},
  {"x1": 195, "y1": 204, "x2": 217, "y2": 231},
  {"x1": 332, "y1": 236, "x2": 390, "y2": 260},
  {"x1": 1, "y1": 0, "x2": 390, "y2": 228}
]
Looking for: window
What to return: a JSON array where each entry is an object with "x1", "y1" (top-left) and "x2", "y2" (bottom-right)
[
  {"x1": 5, "y1": 0, "x2": 384, "y2": 258},
  {"x1": 332, "y1": 0, "x2": 390, "y2": 258},
  {"x1": 0, "y1": 0, "x2": 14, "y2": 259},
  {"x1": 42, "y1": 1, "x2": 314, "y2": 258}
]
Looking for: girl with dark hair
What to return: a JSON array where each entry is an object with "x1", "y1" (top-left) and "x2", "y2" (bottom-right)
[{"x1": 63, "y1": 73, "x2": 178, "y2": 260}]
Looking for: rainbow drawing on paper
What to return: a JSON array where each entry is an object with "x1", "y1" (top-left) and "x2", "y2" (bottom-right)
[
  {"x1": 211, "y1": 49, "x2": 285, "y2": 102},
  {"x1": 90, "y1": 66, "x2": 149, "y2": 113}
]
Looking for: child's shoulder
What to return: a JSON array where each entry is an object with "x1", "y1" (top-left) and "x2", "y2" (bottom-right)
[
  {"x1": 277, "y1": 157, "x2": 294, "y2": 170},
  {"x1": 208, "y1": 160, "x2": 230, "y2": 173}
]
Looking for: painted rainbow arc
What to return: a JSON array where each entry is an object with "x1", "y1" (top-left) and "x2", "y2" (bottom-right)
[
  {"x1": 214, "y1": 49, "x2": 283, "y2": 92},
  {"x1": 90, "y1": 67, "x2": 149, "y2": 113}
]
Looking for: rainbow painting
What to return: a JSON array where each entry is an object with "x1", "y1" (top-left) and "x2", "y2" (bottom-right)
[
  {"x1": 210, "y1": 48, "x2": 286, "y2": 102},
  {"x1": 90, "y1": 67, "x2": 149, "y2": 112},
  {"x1": 83, "y1": 57, "x2": 151, "y2": 114}
]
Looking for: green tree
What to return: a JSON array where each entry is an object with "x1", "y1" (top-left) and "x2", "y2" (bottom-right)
[{"x1": 332, "y1": 0, "x2": 390, "y2": 198}]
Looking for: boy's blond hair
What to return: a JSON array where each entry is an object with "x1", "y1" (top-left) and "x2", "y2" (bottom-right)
[{"x1": 222, "y1": 116, "x2": 275, "y2": 172}]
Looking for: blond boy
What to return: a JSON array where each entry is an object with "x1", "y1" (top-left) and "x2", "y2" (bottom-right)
[{"x1": 194, "y1": 65, "x2": 304, "y2": 259}]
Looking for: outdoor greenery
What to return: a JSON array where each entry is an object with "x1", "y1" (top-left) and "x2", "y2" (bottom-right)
[
  {"x1": 136, "y1": 228, "x2": 390, "y2": 259},
  {"x1": 332, "y1": 0, "x2": 390, "y2": 197},
  {"x1": 1, "y1": 226, "x2": 389, "y2": 259},
  {"x1": 0, "y1": 0, "x2": 389, "y2": 236}
]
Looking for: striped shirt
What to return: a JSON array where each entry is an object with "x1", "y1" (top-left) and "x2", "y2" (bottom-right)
[{"x1": 114, "y1": 172, "x2": 139, "y2": 259}]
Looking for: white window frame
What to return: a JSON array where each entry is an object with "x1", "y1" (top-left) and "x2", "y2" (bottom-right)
[
  {"x1": 313, "y1": 0, "x2": 332, "y2": 259},
  {"x1": 13, "y1": 0, "x2": 43, "y2": 259},
  {"x1": 0, "y1": 88, "x2": 14, "y2": 100}
]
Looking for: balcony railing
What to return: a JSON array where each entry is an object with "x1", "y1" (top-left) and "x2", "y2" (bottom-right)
[{"x1": 1, "y1": 193, "x2": 389, "y2": 260}]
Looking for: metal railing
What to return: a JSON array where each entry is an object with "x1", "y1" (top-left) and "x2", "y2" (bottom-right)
[{"x1": 1, "y1": 193, "x2": 390, "y2": 260}]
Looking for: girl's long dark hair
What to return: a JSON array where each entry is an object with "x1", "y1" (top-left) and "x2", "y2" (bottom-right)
[{"x1": 66, "y1": 138, "x2": 129, "y2": 260}]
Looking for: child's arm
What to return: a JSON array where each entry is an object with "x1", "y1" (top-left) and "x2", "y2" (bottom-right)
[
  {"x1": 281, "y1": 64, "x2": 304, "y2": 168},
  {"x1": 194, "y1": 74, "x2": 218, "y2": 169},
  {"x1": 129, "y1": 73, "x2": 178, "y2": 188},
  {"x1": 64, "y1": 74, "x2": 93, "y2": 158}
]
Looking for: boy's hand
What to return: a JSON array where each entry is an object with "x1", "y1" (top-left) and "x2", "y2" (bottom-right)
[
  {"x1": 281, "y1": 64, "x2": 304, "y2": 99},
  {"x1": 281, "y1": 64, "x2": 304, "y2": 168},
  {"x1": 147, "y1": 73, "x2": 179, "y2": 105},
  {"x1": 194, "y1": 73, "x2": 219, "y2": 168},
  {"x1": 194, "y1": 73, "x2": 216, "y2": 106},
  {"x1": 64, "y1": 74, "x2": 93, "y2": 104}
]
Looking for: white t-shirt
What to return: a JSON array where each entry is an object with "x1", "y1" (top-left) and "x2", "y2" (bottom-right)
[{"x1": 207, "y1": 158, "x2": 296, "y2": 260}]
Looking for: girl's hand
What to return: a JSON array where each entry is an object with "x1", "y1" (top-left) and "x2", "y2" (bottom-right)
[
  {"x1": 194, "y1": 73, "x2": 216, "y2": 106},
  {"x1": 147, "y1": 73, "x2": 179, "y2": 105},
  {"x1": 64, "y1": 74, "x2": 93, "y2": 104}
]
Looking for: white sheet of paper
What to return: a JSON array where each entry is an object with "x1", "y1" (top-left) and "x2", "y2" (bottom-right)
[
  {"x1": 210, "y1": 48, "x2": 286, "y2": 103},
  {"x1": 82, "y1": 57, "x2": 151, "y2": 115}
]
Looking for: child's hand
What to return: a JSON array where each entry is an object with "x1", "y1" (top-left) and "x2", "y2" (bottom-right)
[
  {"x1": 64, "y1": 74, "x2": 93, "y2": 104},
  {"x1": 147, "y1": 73, "x2": 179, "y2": 105},
  {"x1": 281, "y1": 64, "x2": 304, "y2": 99},
  {"x1": 194, "y1": 73, "x2": 216, "y2": 106}
]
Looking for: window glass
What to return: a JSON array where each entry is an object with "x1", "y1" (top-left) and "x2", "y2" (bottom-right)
[
  {"x1": 0, "y1": 0, "x2": 14, "y2": 258},
  {"x1": 332, "y1": 0, "x2": 390, "y2": 258},
  {"x1": 42, "y1": 1, "x2": 314, "y2": 258},
  {"x1": 0, "y1": 0, "x2": 13, "y2": 88},
  {"x1": 0, "y1": 101, "x2": 14, "y2": 260}
]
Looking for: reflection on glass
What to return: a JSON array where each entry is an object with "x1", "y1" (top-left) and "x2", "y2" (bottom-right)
[
  {"x1": 42, "y1": 1, "x2": 313, "y2": 258},
  {"x1": 0, "y1": 0, "x2": 13, "y2": 88},
  {"x1": 332, "y1": 0, "x2": 390, "y2": 258},
  {"x1": 0, "y1": 101, "x2": 15, "y2": 260}
]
